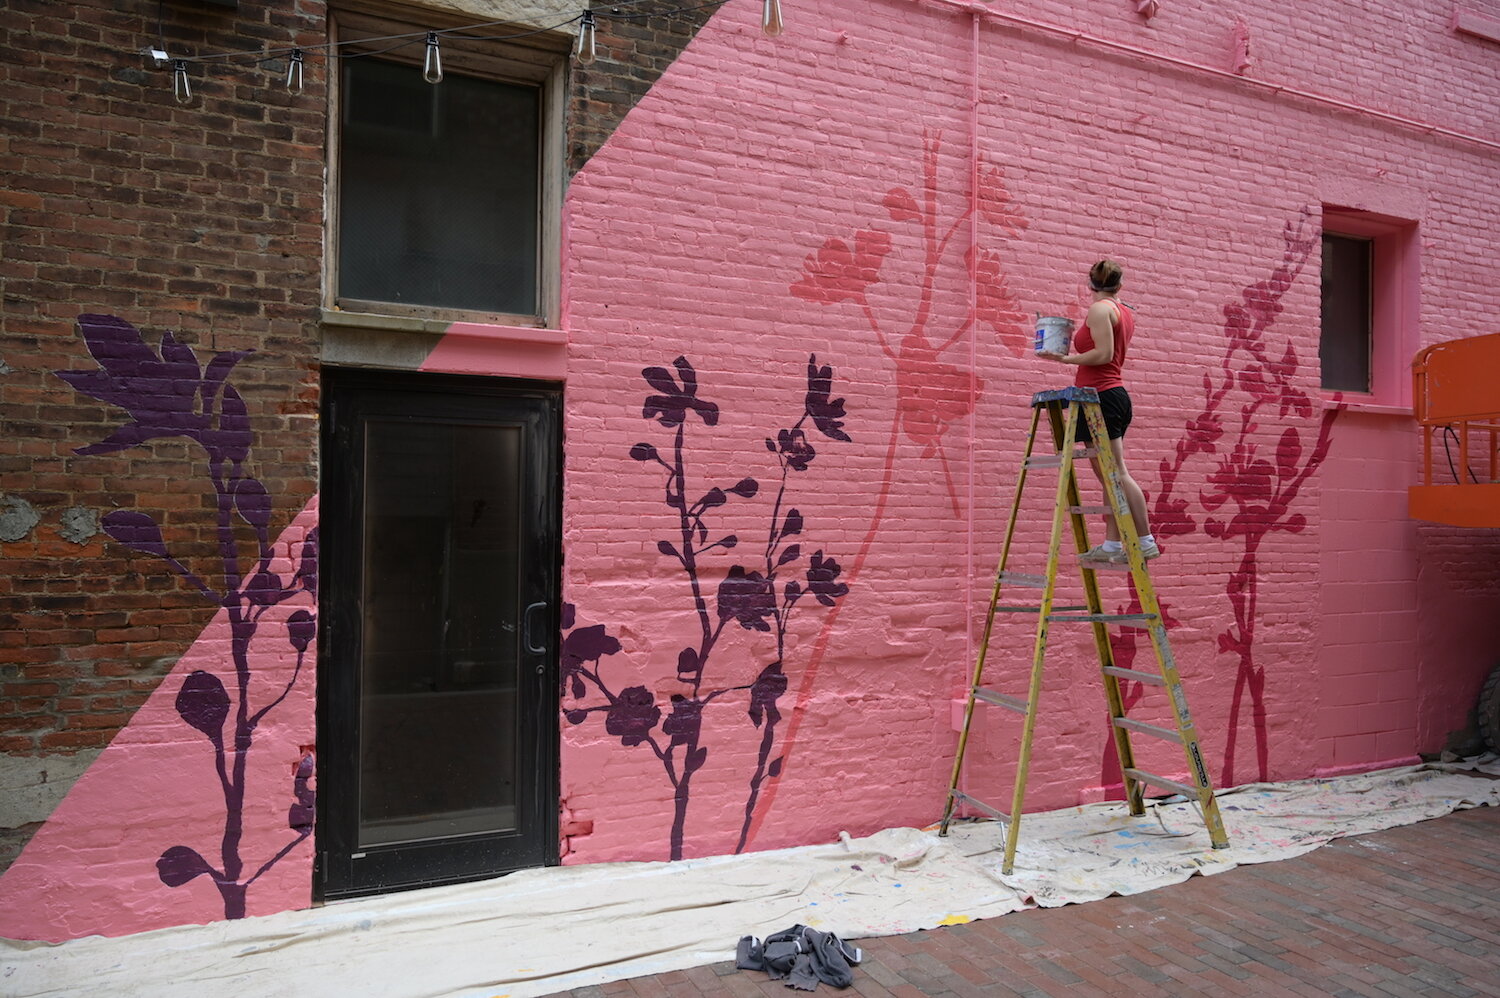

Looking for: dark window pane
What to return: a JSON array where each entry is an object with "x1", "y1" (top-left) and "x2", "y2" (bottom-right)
[
  {"x1": 339, "y1": 58, "x2": 540, "y2": 315},
  {"x1": 1320, "y1": 234, "x2": 1372, "y2": 392},
  {"x1": 357, "y1": 419, "x2": 523, "y2": 846}
]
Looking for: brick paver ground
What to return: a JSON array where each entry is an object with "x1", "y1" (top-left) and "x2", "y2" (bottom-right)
[{"x1": 541, "y1": 797, "x2": 1500, "y2": 998}]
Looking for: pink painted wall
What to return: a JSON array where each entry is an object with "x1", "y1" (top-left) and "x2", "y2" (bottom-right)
[{"x1": 556, "y1": 0, "x2": 1500, "y2": 864}]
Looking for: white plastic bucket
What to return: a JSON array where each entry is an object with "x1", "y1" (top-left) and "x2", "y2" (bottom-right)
[{"x1": 1034, "y1": 316, "x2": 1074, "y2": 356}]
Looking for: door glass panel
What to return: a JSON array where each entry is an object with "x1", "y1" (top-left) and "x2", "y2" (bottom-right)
[{"x1": 357, "y1": 419, "x2": 522, "y2": 847}]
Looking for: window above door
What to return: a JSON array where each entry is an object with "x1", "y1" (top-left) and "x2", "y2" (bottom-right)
[{"x1": 328, "y1": 10, "x2": 566, "y2": 328}]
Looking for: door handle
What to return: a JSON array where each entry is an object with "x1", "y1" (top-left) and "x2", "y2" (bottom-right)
[{"x1": 523, "y1": 601, "x2": 548, "y2": 657}]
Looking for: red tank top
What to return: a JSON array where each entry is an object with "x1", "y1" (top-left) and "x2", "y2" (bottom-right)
[{"x1": 1073, "y1": 300, "x2": 1132, "y2": 392}]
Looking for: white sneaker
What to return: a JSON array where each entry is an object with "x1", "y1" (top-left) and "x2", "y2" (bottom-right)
[{"x1": 1140, "y1": 538, "x2": 1161, "y2": 561}]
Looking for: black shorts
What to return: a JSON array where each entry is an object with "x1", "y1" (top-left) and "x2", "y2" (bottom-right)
[{"x1": 1075, "y1": 386, "x2": 1132, "y2": 443}]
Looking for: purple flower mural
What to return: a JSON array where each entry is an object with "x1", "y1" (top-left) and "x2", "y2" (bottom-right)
[
  {"x1": 57, "y1": 314, "x2": 315, "y2": 920},
  {"x1": 563, "y1": 355, "x2": 851, "y2": 859}
]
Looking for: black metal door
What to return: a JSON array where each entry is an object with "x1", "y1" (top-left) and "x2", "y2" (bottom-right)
[{"x1": 319, "y1": 368, "x2": 560, "y2": 899}]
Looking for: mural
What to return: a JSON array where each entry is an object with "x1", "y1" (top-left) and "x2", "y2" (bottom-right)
[
  {"x1": 562, "y1": 355, "x2": 850, "y2": 859},
  {"x1": 54, "y1": 315, "x2": 316, "y2": 919},
  {"x1": 739, "y1": 131, "x2": 1029, "y2": 847},
  {"x1": 1105, "y1": 212, "x2": 1342, "y2": 788}
]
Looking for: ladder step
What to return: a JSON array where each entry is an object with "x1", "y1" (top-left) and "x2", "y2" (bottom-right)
[
  {"x1": 1023, "y1": 449, "x2": 1097, "y2": 468},
  {"x1": 999, "y1": 571, "x2": 1047, "y2": 587},
  {"x1": 1078, "y1": 560, "x2": 1136, "y2": 573},
  {"x1": 1101, "y1": 665, "x2": 1166, "y2": 686},
  {"x1": 994, "y1": 604, "x2": 1091, "y2": 614},
  {"x1": 1113, "y1": 716, "x2": 1184, "y2": 743},
  {"x1": 1069, "y1": 505, "x2": 1114, "y2": 515},
  {"x1": 972, "y1": 686, "x2": 1028, "y2": 714},
  {"x1": 1123, "y1": 768, "x2": 1200, "y2": 798},
  {"x1": 950, "y1": 790, "x2": 1011, "y2": 824},
  {"x1": 1046, "y1": 612, "x2": 1156, "y2": 625}
]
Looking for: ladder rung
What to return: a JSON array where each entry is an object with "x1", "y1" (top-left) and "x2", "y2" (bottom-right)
[
  {"x1": 951, "y1": 790, "x2": 1011, "y2": 824},
  {"x1": 972, "y1": 686, "x2": 1028, "y2": 714},
  {"x1": 1078, "y1": 560, "x2": 1135, "y2": 572},
  {"x1": 1123, "y1": 768, "x2": 1199, "y2": 798},
  {"x1": 1069, "y1": 505, "x2": 1114, "y2": 515},
  {"x1": 1101, "y1": 665, "x2": 1166, "y2": 686},
  {"x1": 1023, "y1": 449, "x2": 1097, "y2": 468},
  {"x1": 1113, "y1": 717, "x2": 1184, "y2": 743},
  {"x1": 1046, "y1": 612, "x2": 1156, "y2": 625},
  {"x1": 999, "y1": 571, "x2": 1047, "y2": 587},
  {"x1": 994, "y1": 604, "x2": 1090, "y2": 614}
]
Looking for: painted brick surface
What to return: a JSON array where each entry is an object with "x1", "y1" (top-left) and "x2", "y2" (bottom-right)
[{"x1": 557, "y1": 0, "x2": 1500, "y2": 864}]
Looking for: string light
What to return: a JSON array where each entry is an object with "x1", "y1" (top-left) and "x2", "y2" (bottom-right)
[
  {"x1": 172, "y1": 59, "x2": 192, "y2": 104},
  {"x1": 285, "y1": 48, "x2": 303, "y2": 92},
  {"x1": 761, "y1": 0, "x2": 784, "y2": 36},
  {"x1": 575, "y1": 10, "x2": 598, "y2": 65},
  {"x1": 140, "y1": 0, "x2": 772, "y2": 100}
]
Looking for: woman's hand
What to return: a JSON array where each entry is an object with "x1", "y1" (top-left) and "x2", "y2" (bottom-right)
[{"x1": 1036, "y1": 351, "x2": 1068, "y2": 363}]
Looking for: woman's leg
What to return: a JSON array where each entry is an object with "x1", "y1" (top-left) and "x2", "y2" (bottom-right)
[{"x1": 1105, "y1": 435, "x2": 1149, "y2": 541}]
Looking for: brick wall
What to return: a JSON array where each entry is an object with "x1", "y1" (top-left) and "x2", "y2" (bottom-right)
[{"x1": 0, "y1": 0, "x2": 327, "y2": 872}]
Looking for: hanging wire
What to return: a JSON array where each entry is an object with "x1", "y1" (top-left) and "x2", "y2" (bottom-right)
[{"x1": 161, "y1": 0, "x2": 734, "y2": 68}]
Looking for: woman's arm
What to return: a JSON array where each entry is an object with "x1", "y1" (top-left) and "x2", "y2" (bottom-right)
[{"x1": 1040, "y1": 301, "x2": 1114, "y2": 366}]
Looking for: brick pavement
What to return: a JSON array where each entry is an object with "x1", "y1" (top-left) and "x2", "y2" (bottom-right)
[{"x1": 540, "y1": 799, "x2": 1500, "y2": 998}]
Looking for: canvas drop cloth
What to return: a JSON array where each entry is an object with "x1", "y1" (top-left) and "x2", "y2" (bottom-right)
[{"x1": 4, "y1": 759, "x2": 1497, "y2": 998}]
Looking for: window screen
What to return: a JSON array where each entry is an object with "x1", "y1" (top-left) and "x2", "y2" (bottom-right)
[
  {"x1": 339, "y1": 58, "x2": 541, "y2": 316},
  {"x1": 1320, "y1": 234, "x2": 1372, "y2": 392}
]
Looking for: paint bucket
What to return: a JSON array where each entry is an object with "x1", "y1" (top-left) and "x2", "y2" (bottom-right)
[{"x1": 1034, "y1": 316, "x2": 1074, "y2": 356}]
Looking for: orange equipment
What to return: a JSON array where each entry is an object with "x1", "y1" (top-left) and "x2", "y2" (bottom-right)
[{"x1": 1409, "y1": 332, "x2": 1500, "y2": 528}]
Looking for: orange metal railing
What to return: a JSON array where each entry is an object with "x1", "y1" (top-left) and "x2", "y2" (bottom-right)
[{"x1": 1409, "y1": 331, "x2": 1500, "y2": 528}]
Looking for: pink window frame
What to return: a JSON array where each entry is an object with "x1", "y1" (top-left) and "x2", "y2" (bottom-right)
[{"x1": 1321, "y1": 206, "x2": 1420, "y2": 413}]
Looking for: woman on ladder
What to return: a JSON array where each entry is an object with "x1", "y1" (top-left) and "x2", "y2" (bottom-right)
[{"x1": 1036, "y1": 259, "x2": 1159, "y2": 564}]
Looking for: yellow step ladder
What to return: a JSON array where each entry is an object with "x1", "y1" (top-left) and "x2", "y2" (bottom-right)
[{"x1": 940, "y1": 387, "x2": 1229, "y2": 874}]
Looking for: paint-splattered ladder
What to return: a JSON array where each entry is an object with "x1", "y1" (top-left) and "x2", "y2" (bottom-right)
[{"x1": 939, "y1": 387, "x2": 1230, "y2": 875}]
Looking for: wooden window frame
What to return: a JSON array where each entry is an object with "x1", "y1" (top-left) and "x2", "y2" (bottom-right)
[{"x1": 326, "y1": 8, "x2": 568, "y2": 328}]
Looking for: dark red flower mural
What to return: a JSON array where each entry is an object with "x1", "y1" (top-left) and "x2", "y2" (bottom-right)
[
  {"x1": 562, "y1": 355, "x2": 851, "y2": 859},
  {"x1": 1105, "y1": 210, "x2": 1344, "y2": 789},
  {"x1": 56, "y1": 315, "x2": 316, "y2": 920}
]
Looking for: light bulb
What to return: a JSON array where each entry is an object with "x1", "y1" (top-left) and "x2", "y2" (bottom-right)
[
  {"x1": 423, "y1": 32, "x2": 443, "y2": 84},
  {"x1": 172, "y1": 60, "x2": 192, "y2": 104},
  {"x1": 761, "y1": 0, "x2": 784, "y2": 37},
  {"x1": 286, "y1": 48, "x2": 304, "y2": 93},
  {"x1": 576, "y1": 10, "x2": 597, "y2": 66}
]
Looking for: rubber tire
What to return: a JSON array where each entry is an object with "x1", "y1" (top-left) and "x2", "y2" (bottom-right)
[{"x1": 1481, "y1": 664, "x2": 1500, "y2": 755}]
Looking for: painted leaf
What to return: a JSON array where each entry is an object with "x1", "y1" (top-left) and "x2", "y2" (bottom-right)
[
  {"x1": 767, "y1": 756, "x2": 783, "y2": 778},
  {"x1": 234, "y1": 478, "x2": 272, "y2": 531},
  {"x1": 677, "y1": 647, "x2": 700, "y2": 678},
  {"x1": 157, "y1": 845, "x2": 215, "y2": 888},
  {"x1": 778, "y1": 544, "x2": 801, "y2": 566},
  {"x1": 781, "y1": 509, "x2": 803, "y2": 538},
  {"x1": 295, "y1": 527, "x2": 318, "y2": 597},
  {"x1": 699, "y1": 488, "x2": 726, "y2": 511},
  {"x1": 175, "y1": 669, "x2": 229, "y2": 739},
  {"x1": 658, "y1": 540, "x2": 679, "y2": 559},
  {"x1": 1275, "y1": 427, "x2": 1302, "y2": 477},
  {"x1": 101, "y1": 510, "x2": 169, "y2": 559},
  {"x1": 728, "y1": 477, "x2": 758, "y2": 498},
  {"x1": 244, "y1": 570, "x2": 286, "y2": 606},
  {"x1": 630, "y1": 442, "x2": 659, "y2": 462},
  {"x1": 286, "y1": 609, "x2": 315, "y2": 653}
]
